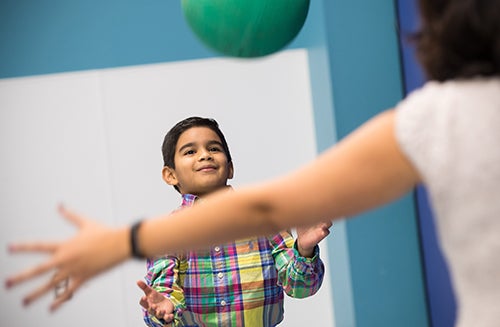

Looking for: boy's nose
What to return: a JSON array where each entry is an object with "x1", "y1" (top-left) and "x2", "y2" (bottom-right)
[{"x1": 198, "y1": 150, "x2": 213, "y2": 161}]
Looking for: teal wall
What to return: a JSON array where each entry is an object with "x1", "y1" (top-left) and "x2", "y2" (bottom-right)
[
  {"x1": 0, "y1": 1, "x2": 428, "y2": 326},
  {"x1": 320, "y1": 1, "x2": 428, "y2": 326},
  {"x1": 0, "y1": 0, "x2": 323, "y2": 78}
]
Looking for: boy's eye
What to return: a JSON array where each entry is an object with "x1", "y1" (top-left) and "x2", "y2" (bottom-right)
[
  {"x1": 209, "y1": 147, "x2": 222, "y2": 152},
  {"x1": 184, "y1": 149, "x2": 195, "y2": 155}
]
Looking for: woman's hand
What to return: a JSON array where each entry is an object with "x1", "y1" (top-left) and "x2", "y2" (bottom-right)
[{"x1": 5, "y1": 205, "x2": 130, "y2": 311}]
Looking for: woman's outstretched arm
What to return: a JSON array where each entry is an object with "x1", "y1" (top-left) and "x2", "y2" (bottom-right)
[{"x1": 6, "y1": 109, "x2": 420, "y2": 311}]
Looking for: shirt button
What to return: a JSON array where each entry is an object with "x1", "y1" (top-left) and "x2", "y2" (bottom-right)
[
  {"x1": 217, "y1": 272, "x2": 224, "y2": 279},
  {"x1": 220, "y1": 300, "x2": 226, "y2": 306},
  {"x1": 214, "y1": 246, "x2": 221, "y2": 252}
]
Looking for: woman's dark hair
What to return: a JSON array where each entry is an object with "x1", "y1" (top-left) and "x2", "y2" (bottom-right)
[
  {"x1": 161, "y1": 116, "x2": 232, "y2": 169},
  {"x1": 415, "y1": 0, "x2": 500, "y2": 81}
]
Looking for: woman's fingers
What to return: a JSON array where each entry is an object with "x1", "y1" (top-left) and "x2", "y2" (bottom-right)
[
  {"x1": 58, "y1": 205, "x2": 87, "y2": 228},
  {"x1": 5, "y1": 258, "x2": 58, "y2": 289},
  {"x1": 22, "y1": 275, "x2": 59, "y2": 306},
  {"x1": 4, "y1": 205, "x2": 122, "y2": 312},
  {"x1": 8, "y1": 242, "x2": 59, "y2": 254},
  {"x1": 6, "y1": 236, "x2": 63, "y2": 289},
  {"x1": 17, "y1": 268, "x2": 75, "y2": 309},
  {"x1": 49, "y1": 278, "x2": 81, "y2": 312}
]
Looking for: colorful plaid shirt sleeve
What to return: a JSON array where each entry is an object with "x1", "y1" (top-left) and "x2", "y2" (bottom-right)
[
  {"x1": 268, "y1": 231, "x2": 325, "y2": 298},
  {"x1": 143, "y1": 255, "x2": 188, "y2": 327}
]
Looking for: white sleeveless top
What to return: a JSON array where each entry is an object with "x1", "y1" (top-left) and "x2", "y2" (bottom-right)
[{"x1": 395, "y1": 78, "x2": 500, "y2": 327}]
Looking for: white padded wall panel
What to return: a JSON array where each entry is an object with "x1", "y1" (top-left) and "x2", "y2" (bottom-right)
[
  {"x1": 0, "y1": 72, "x2": 128, "y2": 326},
  {"x1": 0, "y1": 49, "x2": 334, "y2": 327}
]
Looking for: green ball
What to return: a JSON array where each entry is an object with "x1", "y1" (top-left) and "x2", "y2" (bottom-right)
[{"x1": 181, "y1": 0, "x2": 310, "y2": 58}]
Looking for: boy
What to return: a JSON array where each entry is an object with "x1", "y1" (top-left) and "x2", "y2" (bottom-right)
[{"x1": 139, "y1": 117, "x2": 330, "y2": 326}]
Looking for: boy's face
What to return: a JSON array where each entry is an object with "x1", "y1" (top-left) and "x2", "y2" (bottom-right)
[{"x1": 163, "y1": 126, "x2": 234, "y2": 197}]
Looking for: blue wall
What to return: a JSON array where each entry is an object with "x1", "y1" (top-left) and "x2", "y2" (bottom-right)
[
  {"x1": 0, "y1": 0, "x2": 208, "y2": 77},
  {"x1": 0, "y1": 0, "x2": 324, "y2": 78},
  {"x1": 0, "y1": 1, "x2": 431, "y2": 326}
]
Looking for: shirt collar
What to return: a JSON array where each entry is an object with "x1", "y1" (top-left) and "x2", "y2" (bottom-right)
[
  {"x1": 181, "y1": 193, "x2": 198, "y2": 207},
  {"x1": 180, "y1": 186, "x2": 233, "y2": 208}
]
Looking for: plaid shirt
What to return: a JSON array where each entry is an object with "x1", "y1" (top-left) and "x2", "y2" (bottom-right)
[{"x1": 143, "y1": 194, "x2": 325, "y2": 327}]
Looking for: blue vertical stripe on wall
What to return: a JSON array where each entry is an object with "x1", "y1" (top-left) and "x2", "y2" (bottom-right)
[
  {"x1": 321, "y1": 1, "x2": 428, "y2": 326},
  {"x1": 306, "y1": 11, "x2": 357, "y2": 327},
  {"x1": 395, "y1": 1, "x2": 457, "y2": 326}
]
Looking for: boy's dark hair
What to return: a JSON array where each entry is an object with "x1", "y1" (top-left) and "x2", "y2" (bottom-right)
[
  {"x1": 162, "y1": 116, "x2": 232, "y2": 169},
  {"x1": 414, "y1": 0, "x2": 500, "y2": 81}
]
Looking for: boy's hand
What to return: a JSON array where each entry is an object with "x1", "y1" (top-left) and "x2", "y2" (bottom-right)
[
  {"x1": 296, "y1": 221, "x2": 332, "y2": 257},
  {"x1": 137, "y1": 280, "x2": 175, "y2": 324}
]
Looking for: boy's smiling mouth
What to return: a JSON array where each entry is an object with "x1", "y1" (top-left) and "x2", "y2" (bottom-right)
[{"x1": 197, "y1": 165, "x2": 217, "y2": 172}]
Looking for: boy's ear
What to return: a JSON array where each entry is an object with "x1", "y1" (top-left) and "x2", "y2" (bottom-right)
[
  {"x1": 162, "y1": 166, "x2": 178, "y2": 186},
  {"x1": 227, "y1": 162, "x2": 234, "y2": 180}
]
